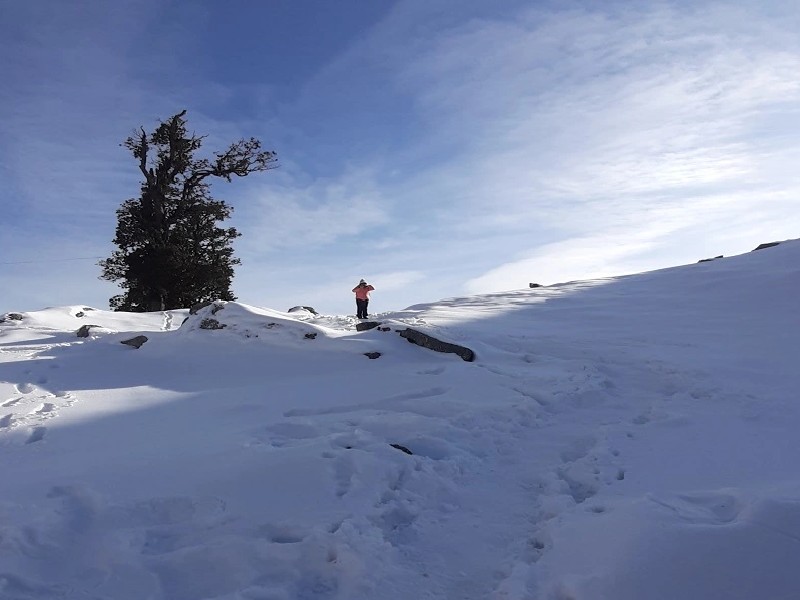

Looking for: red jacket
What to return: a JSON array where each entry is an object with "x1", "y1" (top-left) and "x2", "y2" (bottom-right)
[{"x1": 352, "y1": 284, "x2": 374, "y2": 300}]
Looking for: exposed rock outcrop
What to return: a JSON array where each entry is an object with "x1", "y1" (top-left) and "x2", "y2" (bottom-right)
[
  {"x1": 76, "y1": 324, "x2": 101, "y2": 338},
  {"x1": 753, "y1": 241, "x2": 781, "y2": 251},
  {"x1": 288, "y1": 306, "x2": 319, "y2": 315},
  {"x1": 199, "y1": 318, "x2": 226, "y2": 330},
  {"x1": 120, "y1": 335, "x2": 148, "y2": 349},
  {"x1": 356, "y1": 321, "x2": 381, "y2": 332},
  {"x1": 190, "y1": 301, "x2": 225, "y2": 315},
  {"x1": 698, "y1": 255, "x2": 723, "y2": 263},
  {"x1": 399, "y1": 328, "x2": 475, "y2": 362},
  {"x1": 364, "y1": 352, "x2": 381, "y2": 359},
  {"x1": 390, "y1": 443, "x2": 413, "y2": 455}
]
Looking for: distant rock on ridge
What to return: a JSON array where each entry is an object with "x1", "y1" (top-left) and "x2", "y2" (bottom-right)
[{"x1": 753, "y1": 241, "x2": 782, "y2": 251}]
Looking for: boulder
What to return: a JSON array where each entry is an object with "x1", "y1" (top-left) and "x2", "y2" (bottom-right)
[
  {"x1": 529, "y1": 283, "x2": 542, "y2": 288},
  {"x1": 76, "y1": 324, "x2": 101, "y2": 338},
  {"x1": 75, "y1": 311, "x2": 85, "y2": 318},
  {"x1": 120, "y1": 335, "x2": 148, "y2": 349},
  {"x1": 5, "y1": 313, "x2": 24, "y2": 321},
  {"x1": 364, "y1": 352, "x2": 381, "y2": 359},
  {"x1": 399, "y1": 328, "x2": 475, "y2": 362},
  {"x1": 753, "y1": 241, "x2": 781, "y2": 251},
  {"x1": 288, "y1": 306, "x2": 319, "y2": 315},
  {"x1": 356, "y1": 321, "x2": 381, "y2": 332},
  {"x1": 304, "y1": 333, "x2": 318, "y2": 339}
]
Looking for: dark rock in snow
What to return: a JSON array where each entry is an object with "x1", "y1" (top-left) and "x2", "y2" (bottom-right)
[
  {"x1": 753, "y1": 241, "x2": 781, "y2": 251},
  {"x1": 190, "y1": 300, "x2": 215, "y2": 315},
  {"x1": 399, "y1": 328, "x2": 475, "y2": 362},
  {"x1": 378, "y1": 327, "x2": 391, "y2": 332},
  {"x1": 288, "y1": 306, "x2": 319, "y2": 315},
  {"x1": 120, "y1": 335, "x2": 148, "y2": 349},
  {"x1": 529, "y1": 283, "x2": 542, "y2": 288},
  {"x1": 304, "y1": 333, "x2": 318, "y2": 339},
  {"x1": 698, "y1": 255, "x2": 723, "y2": 263},
  {"x1": 75, "y1": 311, "x2": 85, "y2": 318},
  {"x1": 390, "y1": 443, "x2": 413, "y2": 455},
  {"x1": 364, "y1": 352, "x2": 381, "y2": 359},
  {"x1": 5, "y1": 313, "x2": 24, "y2": 321},
  {"x1": 356, "y1": 321, "x2": 381, "y2": 332},
  {"x1": 191, "y1": 301, "x2": 225, "y2": 315},
  {"x1": 76, "y1": 324, "x2": 101, "y2": 338},
  {"x1": 199, "y1": 318, "x2": 226, "y2": 330}
]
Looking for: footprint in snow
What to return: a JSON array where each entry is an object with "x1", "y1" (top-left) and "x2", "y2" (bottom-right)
[
  {"x1": 26, "y1": 426, "x2": 47, "y2": 444},
  {"x1": 32, "y1": 403, "x2": 56, "y2": 415}
]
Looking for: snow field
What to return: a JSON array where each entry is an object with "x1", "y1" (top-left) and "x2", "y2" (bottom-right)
[{"x1": 0, "y1": 240, "x2": 799, "y2": 599}]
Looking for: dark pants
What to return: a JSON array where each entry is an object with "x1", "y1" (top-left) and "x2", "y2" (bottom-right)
[{"x1": 356, "y1": 299, "x2": 369, "y2": 319}]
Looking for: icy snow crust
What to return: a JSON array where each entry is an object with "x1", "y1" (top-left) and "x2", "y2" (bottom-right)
[{"x1": 1, "y1": 242, "x2": 799, "y2": 599}]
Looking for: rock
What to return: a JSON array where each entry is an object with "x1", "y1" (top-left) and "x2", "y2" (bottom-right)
[
  {"x1": 378, "y1": 327, "x2": 391, "y2": 332},
  {"x1": 120, "y1": 335, "x2": 148, "y2": 349},
  {"x1": 698, "y1": 255, "x2": 723, "y2": 263},
  {"x1": 390, "y1": 443, "x2": 413, "y2": 455},
  {"x1": 190, "y1": 301, "x2": 225, "y2": 315},
  {"x1": 304, "y1": 333, "x2": 318, "y2": 339},
  {"x1": 199, "y1": 318, "x2": 226, "y2": 330},
  {"x1": 364, "y1": 352, "x2": 381, "y2": 359},
  {"x1": 76, "y1": 324, "x2": 101, "y2": 338},
  {"x1": 356, "y1": 321, "x2": 381, "y2": 332},
  {"x1": 529, "y1": 283, "x2": 542, "y2": 288},
  {"x1": 753, "y1": 241, "x2": 781, "y2": 251},
  {"x1": 5, "y1": 313, "x2": 24, "y2": 321},
  {"x1": 190, "y1": 300, "x2": 215, "y2": 315},
  {"x1": 75, "y1": 311, "x2": 85, "y2": 318},
  {"x1": 288, "y1": 306, "x2": 319, "y2": 315},
  {"x1": 399, "y1": 328, "x2": 476, "y2": 362}
]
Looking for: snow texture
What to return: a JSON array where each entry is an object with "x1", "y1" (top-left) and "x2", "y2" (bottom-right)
[{"x1": 1, "y1": 241, "x2": 799, "y2": 599}]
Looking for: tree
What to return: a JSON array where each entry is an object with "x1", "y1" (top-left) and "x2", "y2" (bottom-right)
[{"x1": 100, "y1": 110, "x2": 277, "y2": 311}]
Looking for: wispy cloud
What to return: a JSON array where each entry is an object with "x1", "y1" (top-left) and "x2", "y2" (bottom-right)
[
  {"x1": 234, "y1": 169, "x2": 391, "y2": 255},
  {"x1": 270, "y1": 1, "x2": 800, "y2": 304}
]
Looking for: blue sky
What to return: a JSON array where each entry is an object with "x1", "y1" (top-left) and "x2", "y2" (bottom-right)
[{"x1": 1, "y1": 0, "x2": 799, "y2": 316}]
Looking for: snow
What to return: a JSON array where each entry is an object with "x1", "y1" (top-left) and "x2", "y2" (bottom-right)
[{"x1": 1, "y1": 240, "x2": 799, "y2": 599}]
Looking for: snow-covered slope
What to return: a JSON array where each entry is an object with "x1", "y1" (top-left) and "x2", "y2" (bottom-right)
[{"x1": 1, "y1": 241, "x2": 798, "y2": 600}]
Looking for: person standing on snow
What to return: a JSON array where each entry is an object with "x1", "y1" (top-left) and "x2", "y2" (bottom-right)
[{"x1": 352, "y1": 279, "x2": 375, "y2": 319}]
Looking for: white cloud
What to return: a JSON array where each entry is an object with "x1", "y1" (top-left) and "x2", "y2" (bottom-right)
[
  {"x1": 314, "y1": 1, "x2": 800, "y2": 298},
  {"x1": 234, "y1": 169, "x2": 391, "y2": 254}
]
